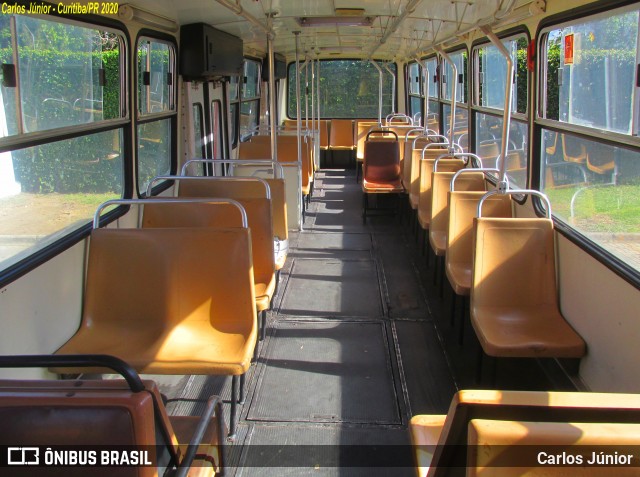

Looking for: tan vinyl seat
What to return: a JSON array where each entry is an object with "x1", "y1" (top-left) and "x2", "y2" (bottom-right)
[
  {"x1": 176, "y1": 179, "x2": 276, "y2": 313},
  {"x1": 318, "y1": 120, "x2": 329, "y2": 150},
  {"x1": 402, "y1": 131, "x2": 425, "y2": 191},
  {"x1": 405, "y1": 138, "x2": 440, "y2": 210},
  {"x1": 415, "y1": 151, "x2": 455, "y2": 230},
  {"x1": 55, "y1": 227, "x2": 257, "y2": 375},
  {"x1": 217, "y1": 166, "x2": 289, "y2": 269},
  {"x1": 277, "y1": 135, "x2": 312, "y2": 198},
  {"x1": 446, "y1": 188, "x2": 510, "y2": 297},
  {"x1": 427, "y1": 162, "x2": 467, "y2": 256},
  {"x1": 264, "y1": 178, "x2": 288, "y2": 269},
  {"x1": 468, "y1": 419, "x2": 640, "y2": 476},
  {"x1": 471, "y1": 217, "x2": 586, "y2": 358},
  {"x1": 329, "y1": 119, "x2": 355, "y2": 151},
  {"x1": 410, "y1": 389, "x2": 640, "y2": 477}
]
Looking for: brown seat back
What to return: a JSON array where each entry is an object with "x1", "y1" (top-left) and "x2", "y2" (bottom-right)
[
  {"x1": 363, "y1": 139, "x2": 401, "y2": 183},
  {"x1": 0, "y1": 379, "x2": 171, "y2": 477}
]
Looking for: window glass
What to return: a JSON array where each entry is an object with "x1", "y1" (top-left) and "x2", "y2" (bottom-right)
[
  {"x1": 240, "y1": 99, "x2": 259, "y2": 140},
  {"x1": 288, "y1": 60, "x2": 395, "y2": 118},
  {"x1": 229, "y1": 76, "x2": 239, "y2": 101},
  {"x1": 541, "y1": 128, "x2": 640, "y2": 271},
  {"x1": 443, "y1": 105, "x2": 469, "y2": 151},
  {"x1": 443, "y1": 50, "x2": 467, "y2": 104},
  {"x1": 542, "y1": 10, "x2": 638, "y2": 134},
  {"x1": 409, "y1": 96, "x2": 422, "y2": 119},
  {"x1": 137, "y1": 39, "x2": 173, "y2": 115},
  {"x1": 476, "y1": 36, "x2": 527, "y2": 113},
  {"x1": 0, "y1": 15, "x2": 123, "y2": 138},
  {"x1": 137, "y1": 118, "x2": 171, "y2": 193},
  {"x1": 475, "y1": 112, "x2": 528, "y2": 187},
  {"x1": 408, "y1": 62, "x2": 421, "y2": 95},
  {"x1": 427, "y1": 99, "x2": 439, "y2": 132},
  {"x1": 425, "y1": 57, "x2": 439, "y2": 99},
  {"x1": 242, "y1": 60, "x2": 260, "y2": 100},
  {"x1": 0, "y1": 130, "x2": 123, "y2": 270},
  {"x1": 192, "y1": 103, "x2": 205, "y2": 159}
]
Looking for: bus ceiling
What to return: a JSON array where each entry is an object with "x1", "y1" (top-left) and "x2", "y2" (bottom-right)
[{"x1": 120, "y1": 0, "x2": 546, "y2": 61}]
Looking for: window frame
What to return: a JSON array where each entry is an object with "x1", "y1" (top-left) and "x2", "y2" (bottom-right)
[
  {"x1": 470, "y1": 29, "x2": 531, "y2": 188},
  {"x1": 536, "y1": 3, "x2": 640, "y2": 149},
  {"x1": 239, "y1": 57, "x2": 261, "y2": 142},
  {"x1": 134, "y1": 30, "x2": 177, "y2": 197},
  {"x1": 533, "y1": 1, "x2": 640, "y2": 287},
  {"x1": 0, "y1": 13, "x2": 132, "y2": 288},
  {"x1": 285, "y1": 59, "x2": 398, "y2": 120}
]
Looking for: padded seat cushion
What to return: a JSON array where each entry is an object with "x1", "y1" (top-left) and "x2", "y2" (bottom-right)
[
  {"x1": 471, "y1": 305, "x2": 586, "y2": 358},
  {"x1": 362, "y1": 178, "x2": 404, "y2": 192},
  {"x1": 55, "y1": 228, "x2": 257, "y2": 376}
]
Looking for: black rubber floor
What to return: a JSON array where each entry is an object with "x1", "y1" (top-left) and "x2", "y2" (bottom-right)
[
  {"x1": 248, "y1": 321, "x2": 401, "y2": 424},
  {"x1": 280, "y1": 259, "x2": 383, "y2": 318}
]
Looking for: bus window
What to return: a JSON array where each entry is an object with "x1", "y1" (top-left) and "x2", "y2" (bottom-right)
[
  {"x1": 0, "y1": 14, "x2": 126, "y2": 276},
  {"x1": 136, "y1": 37, "x2": 176, "y2": 195},
  {"x1": 239, "y1": 59, "x2": 260, "y2": 141},
  {"x1": 473, "y1": 34, "x2": 529, "y2": 186},
  {"x1": 407, "y1": 62, "x2": 422, "y2": 119},
  {"x1": 442, "y1": 49, "x2": 468, "y2": 150},
  {"x1": 539, "y1": 6, "x2": 640, "y2": 273},
  {"x1": 287, "y1": 60, "x2": 395, "y2": 119},
  {"x1": 425, "y1": 56, "x2": 440, "y2": 133}
]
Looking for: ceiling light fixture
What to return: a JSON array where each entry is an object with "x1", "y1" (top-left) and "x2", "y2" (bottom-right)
[{"x1": 296, "y1": 16, "x2": 375, "y2": 27}]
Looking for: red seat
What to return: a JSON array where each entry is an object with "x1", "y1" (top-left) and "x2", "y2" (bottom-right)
[{"x1": 362, "y1": 131, "x2": 404, "y2": 223}]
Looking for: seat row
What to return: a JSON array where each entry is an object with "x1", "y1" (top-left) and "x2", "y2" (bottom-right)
[
  {"x1": 36, "y1": 165, "x2": 289, "y2": 444},
  {"x1": 398, "y1": 137, "x2": 586, "y2": 378}
]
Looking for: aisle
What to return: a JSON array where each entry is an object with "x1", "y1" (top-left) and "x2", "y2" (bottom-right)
[{"x1": 233, "y1": 168, "x2": 456, "y2": 476}]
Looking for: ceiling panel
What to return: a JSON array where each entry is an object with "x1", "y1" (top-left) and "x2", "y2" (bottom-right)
[{"x1": 124, "y1": 0, "x2": 535, "y2": 61}]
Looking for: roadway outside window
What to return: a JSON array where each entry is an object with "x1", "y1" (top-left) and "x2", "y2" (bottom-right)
[{"x1": 539, "y1": 6, "x2": 640, "y2": 273}]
